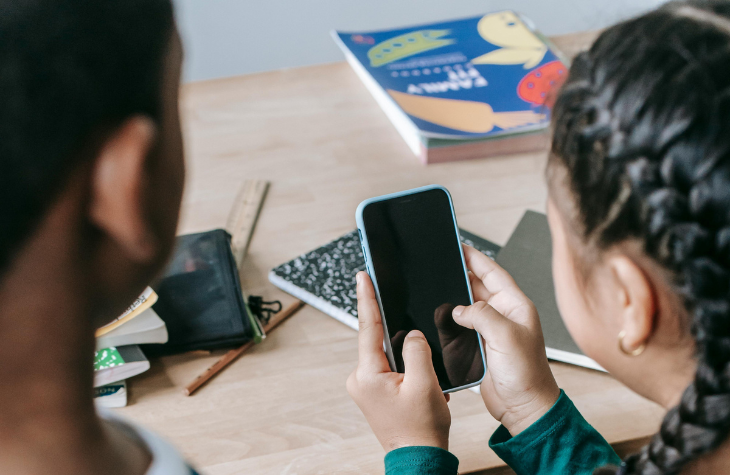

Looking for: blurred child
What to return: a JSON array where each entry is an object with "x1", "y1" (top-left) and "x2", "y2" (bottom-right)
[{"x1": 0, "y1": 2, "x2": 192, "y2": 474}]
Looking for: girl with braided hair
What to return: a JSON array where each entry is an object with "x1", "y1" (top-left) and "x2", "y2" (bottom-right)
[{"x1": 347, "y1": 0, "x2": 730, "y2": 474}]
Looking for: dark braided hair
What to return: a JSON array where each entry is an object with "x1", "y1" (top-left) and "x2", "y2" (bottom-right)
[{"x1": 550, "y1": 1, "x2": 730, "y2": 474}]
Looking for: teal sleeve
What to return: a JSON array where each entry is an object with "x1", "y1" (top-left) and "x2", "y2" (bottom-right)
[
  {"x1": 384, "y1": 446, "x2": 459, "y2": 475},
  {"x1": 489, "y1": 390, "x2": 621, "y2": 475}
]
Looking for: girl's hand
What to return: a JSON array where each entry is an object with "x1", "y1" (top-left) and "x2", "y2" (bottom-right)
[
  {"x1": 453, "y1": 245, "x2": 560, "y2": 436},
  {"x1": 347, "y1": 271, "x2": 451, "y2": 451}
]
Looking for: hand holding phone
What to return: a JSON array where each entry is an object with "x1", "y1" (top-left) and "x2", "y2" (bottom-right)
[
  {"x1": 453, "y1": 245, "x2": 560, "y2": 436},
  {"x1": 347, "y1": 272, "x2": 451, "y2": 452},
  {"x1": 356, "y1": 185, "x2": 486, "y2": 393}
]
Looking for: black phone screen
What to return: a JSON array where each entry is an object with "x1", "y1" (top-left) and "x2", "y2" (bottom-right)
[{"x1": 361, "y1": 188, "x2": 485, "y2": 391}]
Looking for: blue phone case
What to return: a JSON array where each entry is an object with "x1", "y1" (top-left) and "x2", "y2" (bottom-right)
[{"x1": 355, "y1": 184, "x2": 487, "y2": 393}]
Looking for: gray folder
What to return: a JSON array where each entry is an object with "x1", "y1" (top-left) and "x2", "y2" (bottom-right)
[{"x1": 495, "y1": 210, "x2": 603, "y2": 371}]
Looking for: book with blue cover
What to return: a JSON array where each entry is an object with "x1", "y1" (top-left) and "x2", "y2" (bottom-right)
[{"x1": 332, "y1": 11, "x2": 567, "y2": 164}]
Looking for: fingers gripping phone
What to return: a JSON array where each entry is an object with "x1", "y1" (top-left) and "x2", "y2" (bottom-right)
[{"x1": 356, "y1": 185, "x2": 486, "y2": 393}]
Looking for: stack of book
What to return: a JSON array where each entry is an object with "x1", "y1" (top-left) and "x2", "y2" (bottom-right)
[{"x1": 93, "y1": 287, "x2": 168, "y2": 408}]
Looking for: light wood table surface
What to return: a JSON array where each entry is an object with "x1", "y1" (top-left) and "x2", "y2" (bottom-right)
[{"x1": 116, "y1": 30, "x2": 665, "y2": 474}]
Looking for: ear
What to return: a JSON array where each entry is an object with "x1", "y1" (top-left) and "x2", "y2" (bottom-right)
[
  {"x1": 608, "y1": 255, "x2": 657, "y2": 352},
  {"x1": 90, "y1": 117, "x2": 158, "y2": 262}
]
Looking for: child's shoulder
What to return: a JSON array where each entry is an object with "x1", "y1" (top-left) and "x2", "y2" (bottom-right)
[{"x1": 98, "y1": 409, "x2": 198, "y2": 475}]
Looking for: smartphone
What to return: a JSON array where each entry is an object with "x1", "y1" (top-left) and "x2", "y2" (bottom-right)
[{"x1": 356, "y1": 185, "x2": 486, "y2": 393}]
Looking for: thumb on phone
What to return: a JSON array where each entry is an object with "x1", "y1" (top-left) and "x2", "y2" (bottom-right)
[
  {"x1": 402, "y1": 330, "x2": 438, "y2": 385},
  {"x1": 453, "y1": 301, "x2": 514, "y2": 348}
]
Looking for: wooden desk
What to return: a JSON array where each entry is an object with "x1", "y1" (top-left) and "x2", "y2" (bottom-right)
[{"x1": 116, "y1": 31, "x2": 664, "y2": 474}]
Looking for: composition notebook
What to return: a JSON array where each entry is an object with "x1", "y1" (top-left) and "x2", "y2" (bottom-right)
[
  {"x1": 332, "y1": 11, "x2": 567, "y2": 164},
  {"x1": 269, "y1": 229, "x2": 500, "y2": 330},
  {"x1": 496, "y1": 211, "x2": 604, "y2": 371}
]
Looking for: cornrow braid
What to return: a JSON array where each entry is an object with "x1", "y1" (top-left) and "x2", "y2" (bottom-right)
[{"x1": 550, "y1": 1, "x2": 730, "y2": 474}]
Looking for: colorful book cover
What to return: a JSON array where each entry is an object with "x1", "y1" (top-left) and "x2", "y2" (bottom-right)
[
  {"x1": 94, "y1": 347, "x2": 124, "y2": 371},
  {"x1": 333, "y1": 11, "x2": 567, "y2": 140},
  {"x1": 93, "y1": 345, "x2": 149, "y2": 387},
  {"x1": 95, "y1": 287, "x2": 158, "y2": 337}
]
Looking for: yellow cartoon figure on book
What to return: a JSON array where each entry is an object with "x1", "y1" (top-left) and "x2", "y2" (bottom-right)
[
  {"x1": 368, "y1": 30, "x2": 454, "y2": 67},
  {"x1": 471, "y1": 11, "x2": 547, "y2": 69},
  {"x1": 388, "y1": 89, "x2": 545, "y2": 134}
]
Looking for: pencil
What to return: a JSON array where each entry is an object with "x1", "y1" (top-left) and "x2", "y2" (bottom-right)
[{"x1": 183, "y1": 299, "x2": 305, "y2": 396}]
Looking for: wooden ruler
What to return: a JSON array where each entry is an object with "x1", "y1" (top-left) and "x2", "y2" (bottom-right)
[{"x1": 226, "y1": 179, "x2": 270, "y2": 269}]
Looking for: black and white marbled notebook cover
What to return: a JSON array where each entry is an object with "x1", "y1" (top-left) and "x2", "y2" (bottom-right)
[{"x1": 268, "y1": 229, "x2": 500, "y2": 330}]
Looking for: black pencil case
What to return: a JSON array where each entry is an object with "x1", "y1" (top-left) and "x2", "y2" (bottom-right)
[{"x1": 143, "y1": 229, "x2": 254, "y2": 355}]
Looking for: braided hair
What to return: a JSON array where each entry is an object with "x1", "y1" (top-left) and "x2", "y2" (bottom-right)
[{"x1": 550, "y1": 1, "x2": 730, "y2": 474}]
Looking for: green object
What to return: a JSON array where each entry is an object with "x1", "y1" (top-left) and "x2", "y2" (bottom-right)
[
  {"x1": 489, "y1": 390, "x2": 620, "y2": 474},
  {"x1": 245, "y1": 302, "x2": 265, "y2": 344},
  {"x1": 383, "y1": 390, "x2": 620, "y2": 475},
  {"x1": 94, "y1": 347, "x2": 124, "y2": 371},
  {"x1": 368, "y1": 30, "x2": 454, "y2": 67},
  {"x1": 384, "y1": 446, "x2": 458, "y2": 475}
]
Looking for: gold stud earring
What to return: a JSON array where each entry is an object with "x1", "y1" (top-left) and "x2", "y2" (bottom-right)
[{"x1": 618, "y1": 330, "x2": 646, "y2": 357}]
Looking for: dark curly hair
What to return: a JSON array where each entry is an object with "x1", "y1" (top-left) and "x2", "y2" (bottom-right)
[
  {"x1": 0, "y1": 0, "x2": 174, "y2": 273},
  {"x1": 550, "y1": 1, "x2": 730, "y2": 474}
]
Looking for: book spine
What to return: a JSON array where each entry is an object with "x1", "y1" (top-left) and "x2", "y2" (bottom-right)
[{"x1": 424, "y1": 130, "x2": 549, "y2": 164}]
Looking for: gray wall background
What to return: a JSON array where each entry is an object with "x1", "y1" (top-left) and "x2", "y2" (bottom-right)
[{"x1": 173, "y1": 0, "x2": 667, "y2": 83}]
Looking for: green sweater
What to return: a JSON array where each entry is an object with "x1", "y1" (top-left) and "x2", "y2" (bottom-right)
[{"x1": 384, "y1": 390, "x2": 621, "y2": 475}]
